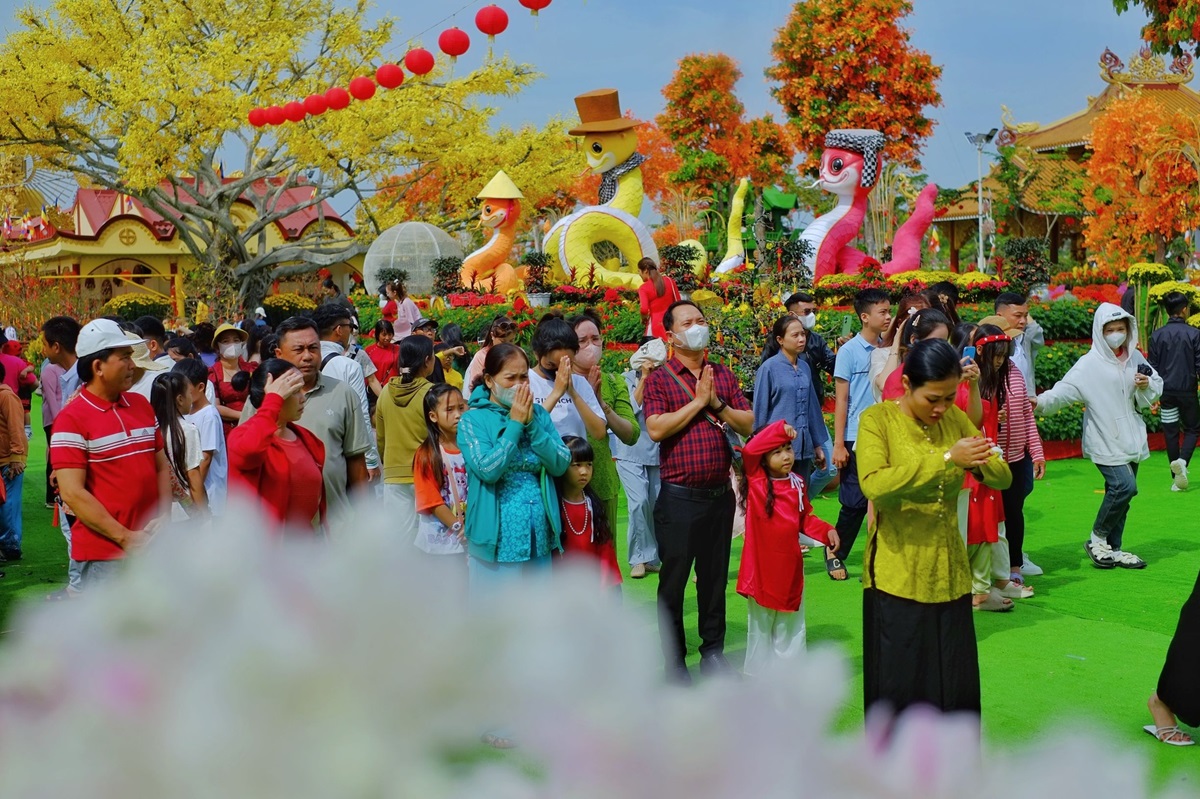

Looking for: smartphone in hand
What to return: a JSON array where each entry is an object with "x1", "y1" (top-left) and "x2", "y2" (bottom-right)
[{"x1": 962, "y1": 346, "x2": 976, "y2": 362}]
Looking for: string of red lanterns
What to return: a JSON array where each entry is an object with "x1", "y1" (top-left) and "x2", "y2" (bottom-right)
[{"x1": 247, "y1": 1, "x2": 549, "y2": 128}]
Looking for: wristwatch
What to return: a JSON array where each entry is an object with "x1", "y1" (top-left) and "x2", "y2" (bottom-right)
[
  {"x1": 450, "y1": 521, "x2": 464, "y2": 534},
  {"x1": 714, "y1": 399, "x2": 728, "y2": 414}
]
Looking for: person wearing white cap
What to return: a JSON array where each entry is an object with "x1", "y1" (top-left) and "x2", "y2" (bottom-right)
[
  {"x1": 49, "y1": 319, "x2": 171, "y2": 588},
  {"x1": 254, "y1": 307, "x2": 268, "y2": 329}
]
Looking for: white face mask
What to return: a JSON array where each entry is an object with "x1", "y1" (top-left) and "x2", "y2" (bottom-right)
[
  {"x1": 675, "y1": 323, "x2": 711, "y2": 352},
  {"x1": 799, "y1": 312, "x2": 817, "y2": 331},
  {"x1": 220, "y1": 343, "x2": 242, "y2": 359},
  {"x1": 574, "y1": 343, "x2": 601, "y2": 370},
  {"x1": 1104, "y1": 331, "x2": 1127, "y2": 350},
  {"x1": 490, "y1": 383, "x2": 517, "y2": 408}
]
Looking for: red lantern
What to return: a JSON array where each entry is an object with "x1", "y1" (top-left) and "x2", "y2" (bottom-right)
[
  {"x1": 303, "y1": 94, "x2": 329, "y2": 116},
  {"x1": 264, "y1": 105, "x2": 286, "y2": 126},
  {"x1": 518, "y1": 0, "x2": 551, "y2": 15},
  {"x1": 438, "y1": 27, "x2": 470, "y2": 61},
  {"x1": 325, "y1": 87, "x2": 351, "y2": 110},
  {"x1": 475, "y1": 5, "x2": 508, "y2": 41},
  {"x1": 375, "y1": 62, "x2": 404, "y2": 89},
  {"x1": 247, "y1": 108, "x2": 267, "y2": 128},
  {"x1": 348, "y1": 75, "x2": 376, "y2": 101},
  {"x1": 283, "y1": 101, "x2": 306, "y2": 123},
  {"x1": 404, "y1": 48, "x2": 435, "y2": 76}
]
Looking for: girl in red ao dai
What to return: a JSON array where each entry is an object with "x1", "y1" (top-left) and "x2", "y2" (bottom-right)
[
  {"x1": 556, "y1": 436, "x2": 622, "y2": 590},
  {"x1": 737, "y1": 420, "x2": 839, "y2": 676}
]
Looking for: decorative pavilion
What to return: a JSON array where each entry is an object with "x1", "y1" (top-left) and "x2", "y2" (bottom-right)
[
  {"x1": 935, "y1": 47, "x2": 1200, "y2": 270},
  {"x1": 0, "y1": 171, "x2": 363, "y2": 309}
]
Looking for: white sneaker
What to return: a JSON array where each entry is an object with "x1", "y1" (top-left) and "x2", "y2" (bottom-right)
[
  {"x1": 1172, "y1": 484, "x2": 1185, "y2": 492},
  {"x1": 1171, "y1": 459, "x2": 1189, "y2": 491},
  {"x1": 1021, "y1": 552, "x2": 1044, "y2": 577}
]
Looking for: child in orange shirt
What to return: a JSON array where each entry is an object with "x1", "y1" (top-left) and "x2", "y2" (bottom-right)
[{"x1": 412, "y1": 384, "x2": 468, "y2": 557}]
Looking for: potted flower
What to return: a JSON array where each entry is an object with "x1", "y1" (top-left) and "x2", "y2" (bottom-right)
[{"x1": 522, "y1": 251, "x2": 552, "y2": 307}]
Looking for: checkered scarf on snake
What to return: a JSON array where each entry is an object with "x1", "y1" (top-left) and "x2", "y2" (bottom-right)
[{"x1": 599, "y1": 152, "x2": 647, "y2": 204}]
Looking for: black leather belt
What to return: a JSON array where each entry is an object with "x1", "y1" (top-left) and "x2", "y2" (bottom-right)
[{"x1": 662, "y1": 481, "x2": 729, "y2": 500}]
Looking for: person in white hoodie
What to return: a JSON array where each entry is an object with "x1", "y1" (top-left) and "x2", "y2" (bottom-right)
[{"x1": 1034, "y1": 303, "x2": 1163, "y2": 569}]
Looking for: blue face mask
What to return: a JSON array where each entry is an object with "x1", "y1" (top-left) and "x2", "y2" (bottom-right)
[{"x1": 491, "y1": 383, "x2": 517, "y2": 408}]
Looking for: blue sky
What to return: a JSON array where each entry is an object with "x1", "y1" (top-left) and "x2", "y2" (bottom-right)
[
  {"x1": 371, "y1": 0, "x2": 1152, "y2": 191},
  {"x1": 0, "y1": 0, "x2": 1155, "y2": 194}
]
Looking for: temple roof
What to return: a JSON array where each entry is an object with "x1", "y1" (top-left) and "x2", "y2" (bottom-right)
[
  {"x1": 939, "y1": 48, "x2": 1200, "y2": 219},
  {"x1": 62, "y1": 179, "x2": 352, "y2": 242}
]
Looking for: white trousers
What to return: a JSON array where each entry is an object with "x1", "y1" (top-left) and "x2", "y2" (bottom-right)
[
  {"x1": 744, "y1": 596, "x2": 806, "y2": 677},
  {"x1": 615, "y1": 459, "x2": 660, "y2": 566},
  {"x1": 57, "y1": 499, "x2": 82, "y2": 594},
  {"x1": 383, "y1": 483, "x2": 420, "y2": 546}
]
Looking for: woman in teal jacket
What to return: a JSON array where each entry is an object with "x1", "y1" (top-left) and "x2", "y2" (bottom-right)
[{"x1": 459, "y1": 343, "x2": 571, "y2": 590}]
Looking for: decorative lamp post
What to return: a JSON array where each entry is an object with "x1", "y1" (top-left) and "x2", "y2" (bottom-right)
[{"x1": 964, "y1": 129, "x2": 998, "y2": 273}]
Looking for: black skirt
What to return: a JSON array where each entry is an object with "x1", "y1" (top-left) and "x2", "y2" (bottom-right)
[
  {"x1": 1157, "y1": 569, "x2": 1200, "y2": 726},
  {"x1": 863, "y1": 588, "x2": 981, "y2": 717}
]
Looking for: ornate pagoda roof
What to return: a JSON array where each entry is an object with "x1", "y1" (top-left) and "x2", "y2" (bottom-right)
[{"x1": 939, "y1": 48, "x2": 1200, "y2": 219}]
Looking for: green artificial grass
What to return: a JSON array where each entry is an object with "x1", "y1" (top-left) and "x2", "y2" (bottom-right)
[{"x1": 4, "y1": 400, "x2": 1200, "y2": 789}]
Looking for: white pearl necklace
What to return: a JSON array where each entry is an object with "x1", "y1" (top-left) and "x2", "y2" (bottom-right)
[{"x1": 563, "y1": 497, "x2": 591, "y2": 537}]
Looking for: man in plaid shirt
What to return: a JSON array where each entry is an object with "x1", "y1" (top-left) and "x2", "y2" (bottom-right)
[{"x1": 644, "y1": 300, "x2": 753, "y2": 684}]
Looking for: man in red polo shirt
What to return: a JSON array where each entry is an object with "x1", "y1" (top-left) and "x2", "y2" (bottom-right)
[
  {"x1": 50, "y1": 319, "x2": 170, "y2": 589},
  {"x1": 645, "y1": 300, "x2": 754, "y2": 684}
]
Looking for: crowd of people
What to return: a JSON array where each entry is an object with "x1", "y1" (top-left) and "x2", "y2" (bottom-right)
[{"x1": 6, "y1": 272, "x2": 1200, "y2": 746}]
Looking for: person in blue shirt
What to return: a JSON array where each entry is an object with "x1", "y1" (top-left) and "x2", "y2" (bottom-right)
[
  {"x1": 828, "y1": 288, "x2": 892, "y2": 581},
  {"x1": 753, "y1": 315, "x2": 827, "y2": 483}
]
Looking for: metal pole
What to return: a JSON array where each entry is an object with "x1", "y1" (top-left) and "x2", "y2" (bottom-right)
[{"x1": 977, "y1": 143, "x2": 986, "y2": 273}]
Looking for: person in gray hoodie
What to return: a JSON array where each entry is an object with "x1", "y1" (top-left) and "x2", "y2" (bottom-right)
[{"x1": 1035, "y1": 303, "x2": 1163, "y2": 570}]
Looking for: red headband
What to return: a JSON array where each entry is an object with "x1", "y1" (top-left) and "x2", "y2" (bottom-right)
[{"x1": 975, "y1": 334, "x2": 1011, "y2": 347}]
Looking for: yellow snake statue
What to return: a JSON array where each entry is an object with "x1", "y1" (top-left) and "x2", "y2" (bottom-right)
[
  {"x1": 545, "y1": 89, "x2": 658, "y2": 288},
  {"x1": 714, "y1": 177, "x2": 750, "y2": 275}
]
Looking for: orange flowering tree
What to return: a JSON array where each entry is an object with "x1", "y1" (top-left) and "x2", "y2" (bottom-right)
[
  {"x1": 657, "y1": 53, "x2": 795, "y2": 190},
  {"x1": 1113, "y1": 1, "x2": 1200, "y2": 56},
  {"x1": 1083, "y1": 92, "x2": 1200, "y2": 265},
  {"x1": 768, "y1": 0, "x2": 942, "y2": 171}
]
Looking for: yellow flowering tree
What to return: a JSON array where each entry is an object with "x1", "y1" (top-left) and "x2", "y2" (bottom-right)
[{"x1": 0, "y1": 0, "x2": 551, "y2": 307}]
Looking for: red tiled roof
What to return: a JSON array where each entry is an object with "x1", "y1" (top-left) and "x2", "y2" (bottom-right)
[{"x1": 63, "y1": 179, "x2": 351, "y2": 242}]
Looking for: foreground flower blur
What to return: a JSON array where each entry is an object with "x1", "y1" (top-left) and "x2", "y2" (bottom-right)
[{"x1": 0, "y1": 499, "x2": 1187, "y2": 798}]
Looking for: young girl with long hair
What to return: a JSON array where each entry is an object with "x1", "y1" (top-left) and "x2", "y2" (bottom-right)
[
  {"x1": 151, "y1": 372, "x2": 208, "y2": 520},
  {"x1": 871, "y1": 307, "x2": 952, "y2": 402},
  {"x1": 955, "y1": 324, "x2": 1031, "y2": 612},
  {"x1": 736, "y1": 420, "x2": 838, "y2": 676},
  {"x1": 555, "y1": 436, "x2": 622, "y2": 589},
  {"x1": 376, "y1": 334, "x2": 436, "y2": 545},
  {"x1": 413, "y1": 383, "x2": 468, "y2": 557}
]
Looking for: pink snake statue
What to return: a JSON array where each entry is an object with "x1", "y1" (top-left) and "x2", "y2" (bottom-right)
[{"x1": 799, "y1": 129, "x2": 939, "y2": 280}]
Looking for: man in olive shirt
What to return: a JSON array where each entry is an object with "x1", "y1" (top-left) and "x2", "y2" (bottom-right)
[{"x1": 240, "y1": 316, "x2": 371, "y2": 524}]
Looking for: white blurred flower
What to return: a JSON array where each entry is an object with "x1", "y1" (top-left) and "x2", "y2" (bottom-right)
[{"x1": 0, "y1": 498, "x2": 1176, "y2": 798}]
